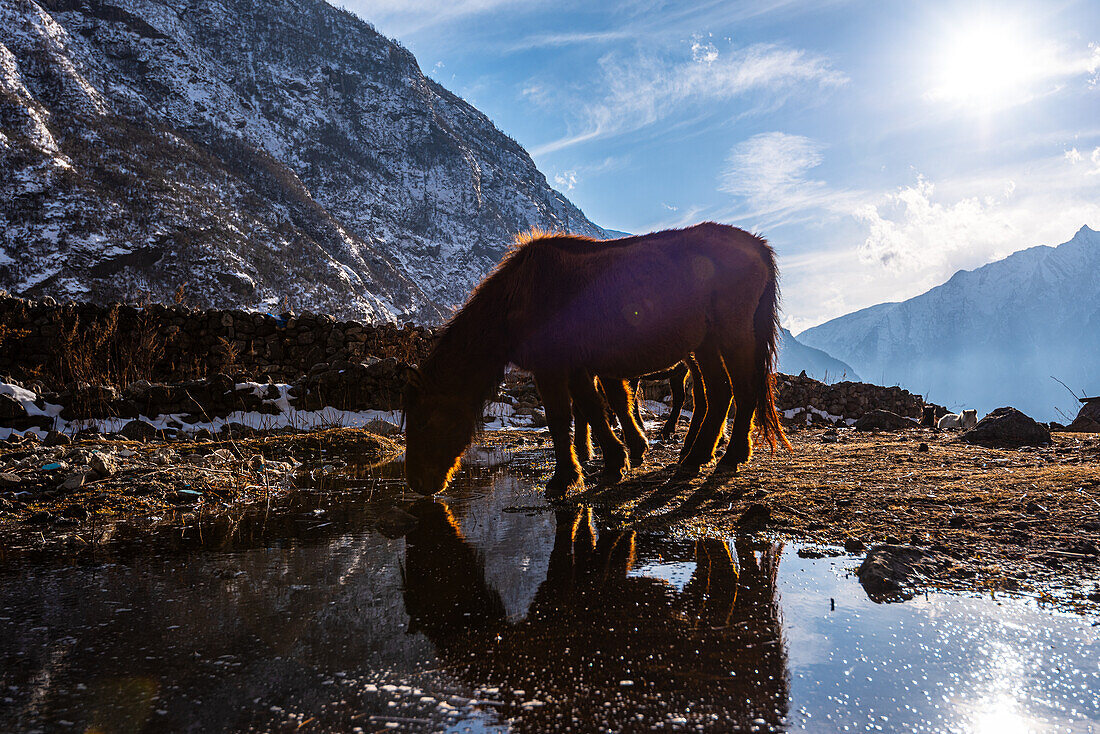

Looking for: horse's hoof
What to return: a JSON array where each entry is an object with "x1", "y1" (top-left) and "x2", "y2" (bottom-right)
[
  {"x1": 546, "y1": 473, "x2": 584, "y2": 498},
  {"x1": 673, "y1": 463, "x2": 703, "y2": 480},
  {"x1": 712, "y1": 463, "x2": 739, "y2": 477},
  {"x1": 629, "y1": 449, "x2": 646, "y2": 467},
  {"x1": 599, "y1": 467, "x2": 626, "y2": 485}
]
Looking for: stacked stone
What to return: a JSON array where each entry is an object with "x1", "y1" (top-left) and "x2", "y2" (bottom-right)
[
  {"x1": 290, "y1": 358, "x2": 408, "y2": 412},
  {"x1": 0, "y1": 294, "x2": 435, "y2": 389},
  {"x1": 775, "y1": 373, "x2": 927, "y2": 420}
]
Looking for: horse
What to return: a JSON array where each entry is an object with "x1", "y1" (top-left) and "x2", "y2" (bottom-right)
[
  {"x1": 403, "y1": 222, "x2": 791, "y2": 496},
  {"x1": 572, "y1": 361, "x2": 691, "y2": 467}
]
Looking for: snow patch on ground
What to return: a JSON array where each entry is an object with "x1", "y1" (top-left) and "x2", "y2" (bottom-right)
[
  {"x1": 783, "y1": 405, "x2": 856, "y2": 426},
  {"x1": 0, "y1": 382, "x2": 546, "y2": 439}
]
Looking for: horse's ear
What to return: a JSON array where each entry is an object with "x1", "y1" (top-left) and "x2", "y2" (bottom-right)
[{"x1": 403, "y1": 365, "x2": 422, "y2": 389}]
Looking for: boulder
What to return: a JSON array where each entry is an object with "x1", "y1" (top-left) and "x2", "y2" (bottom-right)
[
  {"x1": 119, "y1": 419, "x2": 159, "y2": 442},
  {"x1": 0, "y1": 393, "x2": 28, "y2": 421},
  {"x1": 1065, "y1": 400, "x2": 1100, "y2": 433},
  {"x1": 89, "y1": 452, "x2": 118, "y2": 478},
  {"x1": 364, "y1": 419, "x2": 401, "y2": 437},
  {"x1": 961, "y1": 407, "x2": 1051, "y2": 447},
  {"x1": 854, "y1": 409, "x2": 917, "y2": 432},
  {"x1": 44, "y1": 431, "x2": 71, "y2": 446},
  {"x1": 856, "y1": 544, "x2": 933, "y2": 601}
]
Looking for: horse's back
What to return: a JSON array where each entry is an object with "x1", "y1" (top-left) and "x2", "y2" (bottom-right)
[{"x1": 508, "y1": 224, "x2": 774, "y2": 376}]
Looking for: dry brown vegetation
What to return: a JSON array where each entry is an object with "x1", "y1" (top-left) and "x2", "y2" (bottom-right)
[
  {"x1": 55, "y1": 303, "x2": 171, "y2": 388},
  {"x1": 521, "y1": 425, "x2": 1100, "y2": 610}
]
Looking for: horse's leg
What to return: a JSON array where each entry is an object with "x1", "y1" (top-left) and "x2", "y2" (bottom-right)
[
  {"x1": 679, "y1": 356, "x2": 707, "y2": 463},
  {"x1": 660, "y1": 362, "x2": 688, "y2": 439},
  {"x1": 534, "y1": 371, "x2": 583, "y2": 497},
  {"x1": 603, "y1": 377, "x2": 647, "y2": 468},
  {"x1": 716, "y1": 336, "x2": 758, "y2": 471},
  {"x1": 679, "y1": 342, "x2": 732, "y2": 470},
  {"x1": 569, "y1": 372, "x2": 629, "y2": 484},
  {"x1": 629, "y1": 377, "x2": 644, "y2": 431},
  {"x1": 573, "y1": 401, "x2": 593, "y2": 463}
]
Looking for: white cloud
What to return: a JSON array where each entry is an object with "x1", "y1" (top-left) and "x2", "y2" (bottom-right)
[
  {"x1": 553, "y1": 170, "x2": 578, "y2": 191},
  {"x1": 720, "y1": 132, "x2": 823, "y2": 201},
  {"x1": 854, "y1": 176, "x2": 1019, "y2": 272},
  {"x1": 745, "y1": 152, "x2": 1100, "y2": 330},
  {"x1": 691, "y1": 40, "x2": 719, "y2": 65},
  {"x1": 531, "y1": 44, "x2": 846, "y2": 155},
  {"x1": 1061, "y1": 145, "x2": 1100, "y2": 174},
  {"x1": 716, "y1": 131, "x2": 864, "y2": 228}
]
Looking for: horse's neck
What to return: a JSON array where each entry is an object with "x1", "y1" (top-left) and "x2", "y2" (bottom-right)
[{"x1": 424, "y1": 306, "x2": 511, "y2": 403}]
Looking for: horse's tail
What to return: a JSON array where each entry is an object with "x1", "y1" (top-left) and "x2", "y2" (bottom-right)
[{"x1": 752, "y1": 243, "x2": 793, "y2": 453}]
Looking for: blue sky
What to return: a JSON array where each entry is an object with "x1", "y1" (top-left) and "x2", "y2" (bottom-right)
[{"x1": 345, "y1": 0, "x2": 1100, "y2": 331}]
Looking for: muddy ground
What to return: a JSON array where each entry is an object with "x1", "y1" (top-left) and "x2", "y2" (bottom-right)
[
  {"x1": 0, "y1": 428, "x2": 401, "y2": 553},
  {"x1": 1, "y1": 422, "x2": 1098, "y2": 612}
]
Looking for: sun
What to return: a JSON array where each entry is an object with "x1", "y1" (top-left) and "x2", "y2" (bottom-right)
[{"x1": 927, "y1": 17, "x2": 1043, "y2": 111}]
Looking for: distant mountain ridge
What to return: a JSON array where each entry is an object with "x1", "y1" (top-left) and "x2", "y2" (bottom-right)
[
  {"x1": 0, "y1": 0, "x2": 608, "y2": 322},
  {"x1": 777, "y1": 328, "x2": 859, "y2": 383},
  {"x1": 798, "y1": 225, "x2": 1100, "y2": 419}
]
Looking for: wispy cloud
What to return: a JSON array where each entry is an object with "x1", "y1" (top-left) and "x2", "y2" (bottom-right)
[
  {"x1": 502, "y1": 30, "x2": 637, "y2": 53},
  {"x1": 530, "y1": 43, "x2": 847, "y2": 155},
  {"x1": 716, "y1": 132, "x2": 864, "y2": 228},
  {"x1": 344, "y1": 0, "x2": 543, "y2": 36}
]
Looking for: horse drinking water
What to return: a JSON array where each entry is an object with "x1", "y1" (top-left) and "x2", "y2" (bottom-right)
[{"x1": 404, "y1": 222, "x2": 790, "y2": 496}]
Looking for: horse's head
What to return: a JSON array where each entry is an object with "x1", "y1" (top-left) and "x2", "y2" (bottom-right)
[{"x1": 403, "y1": 366, "x2": 479, "y2": 494}]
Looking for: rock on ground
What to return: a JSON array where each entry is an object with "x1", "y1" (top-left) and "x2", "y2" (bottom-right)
[
  {"x1": 1066, "y1": 400, "x2": 1100, "y2": 433},
  {"x1": 854, "y1": 410, "x2": 917, "y2": 432},
  {"x1": 961, "y1": 407, "x2": 1051, "y2": 447},
  {"x1": 120, "y1": 420, "x2": 160, "y2": 442}
]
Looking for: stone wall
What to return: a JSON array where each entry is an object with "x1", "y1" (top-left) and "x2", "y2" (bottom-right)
[
  {"x1": 0, "y1": 294, "x2": 434, "y2": 390},
  {"x1": 775, "y1": 373, "x2": 928, "y2": 422},
  {"x1": 1, "y1": 295, "x2": 933, "y2": 431}
]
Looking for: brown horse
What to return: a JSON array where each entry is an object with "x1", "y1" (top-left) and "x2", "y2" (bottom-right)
[{"x1": 404, "y1": 222, "x2": 791, "y2": 496}]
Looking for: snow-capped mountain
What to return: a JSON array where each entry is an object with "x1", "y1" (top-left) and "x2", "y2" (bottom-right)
[
  {"x1": 777, "y1": 328, "x2": 859, "y2": 383},
  {"x1": 0, "y1": 0, "x2": 607, "y2": 322},
  {"x1": 798, "y1": 225, "x2": 1100, "y2": 420}
]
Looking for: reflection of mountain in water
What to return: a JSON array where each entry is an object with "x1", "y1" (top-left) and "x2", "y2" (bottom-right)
[{"x1": 404, "y1": 501, "x2": 790, "y2": 732}]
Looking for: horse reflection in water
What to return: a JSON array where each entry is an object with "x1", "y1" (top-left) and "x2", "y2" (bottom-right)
[{"x1": 403, "y1": 500, "x2": 789, "y2": 732}]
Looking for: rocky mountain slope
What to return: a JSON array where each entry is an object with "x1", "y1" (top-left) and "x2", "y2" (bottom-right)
[
  {"x1": 777, "y1": 327, "x2": 859, "y2": 383},
  {"x1": 0, "y1": 0, "x2": 607, "y2": 322},
  {"x1": 798, "y1": 225, "x2": 1100, "y2": 419}
]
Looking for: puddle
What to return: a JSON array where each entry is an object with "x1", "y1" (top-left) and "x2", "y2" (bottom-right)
[{"x1": 1, "y1": 454, "x2": 1098, "y2": 732}]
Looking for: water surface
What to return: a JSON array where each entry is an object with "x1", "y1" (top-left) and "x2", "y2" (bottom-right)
[{"x1": 1, "y1": 454, "x2": 1097, "y2": 732}]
